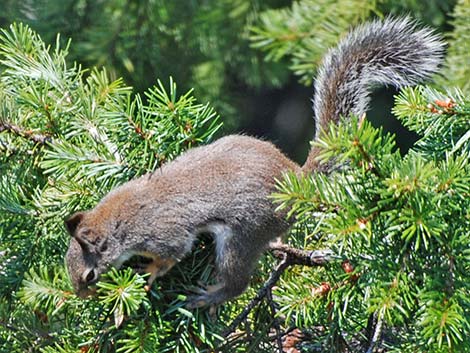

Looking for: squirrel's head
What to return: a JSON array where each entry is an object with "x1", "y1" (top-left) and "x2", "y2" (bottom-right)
[{"x1": 65, "y1": 211, "x2": 114, "y2": 298}]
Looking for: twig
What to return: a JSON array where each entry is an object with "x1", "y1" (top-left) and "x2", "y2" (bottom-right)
[
  {"x1": 0, "y1": 121, "x2": 51, "y2": 145},
  {"x1": 224, "y1": 254, "x2": 289, "y2": 337},
  {"x1": 266, "y1": 287, "x2": 283, "y2": 353},
  {"x1": 0, "y1": 320, "x2": 53, "y2": 340},
  {"x1": 224, "y1": 245, "x2": 336, "y2": 337},
  {"x1": 270, "y1": 243, "x2": 337, "y2": 266},
  {"x1": 365, "y1": 312, "x2": 384, "y2": 353},
  {"x1": 0, "y1": 320, "x2": 20, "y2": 332}
]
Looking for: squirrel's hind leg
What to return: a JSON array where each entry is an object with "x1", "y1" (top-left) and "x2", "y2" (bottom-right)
[{"x1": 187, "y1": 223, "x2": 262, "y2": 308}]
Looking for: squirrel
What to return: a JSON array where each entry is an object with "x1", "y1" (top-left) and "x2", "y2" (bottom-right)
[{"x1": 65, "y1": 17, "x2": 444, "y2": 308}]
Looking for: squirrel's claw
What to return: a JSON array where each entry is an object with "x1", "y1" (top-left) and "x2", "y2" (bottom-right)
[
  {"x1": 186, "y1": 295, "x2": 208, "y2": 309},
  {"x1": 186, "y1": 282, "x2": 225, "y2": 308}
]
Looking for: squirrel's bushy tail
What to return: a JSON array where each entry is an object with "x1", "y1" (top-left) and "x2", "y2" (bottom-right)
[{"x1": 303, "y1": 17, "x2": 444, "y2": 172}]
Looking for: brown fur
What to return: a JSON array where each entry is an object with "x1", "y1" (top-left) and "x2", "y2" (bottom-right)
[{"x1": 66, "y1": 136, "x2": 299, "y2": 305}]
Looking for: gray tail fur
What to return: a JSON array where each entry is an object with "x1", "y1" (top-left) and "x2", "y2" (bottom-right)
[{"x1": 312, "y1": 16, "x2": 445, "y2": 140}]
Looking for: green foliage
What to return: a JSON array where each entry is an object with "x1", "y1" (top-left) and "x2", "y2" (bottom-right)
[
  {"x1": 19, "y1": 266, "x2": 72, "y2": 316},
  {"x1": 0, "y1": 0, "x2": 292, "y2": 131},
  {"x1": 250, "y1": 0, "x2": 373, "y2": 85},
  {"x1": 2, "y1": 2, "x2": 470, "y2": 353},
  {"x1": 393, "y1": 86, "x2": 470, "y2": 157},
  {"x1": 0, "y1": 0, "x2": 458, "y2": 134},
  {"x1": 0, "y1": 23, "x2": 227, "y2": 352},
  {"x1": 273, "y1": 91, "x2": 470, "y2": 351},
  {"x1": 377, "y1": 0, "x2": 455, "y2": 27},
  {"x1": 438, "y1": 0, "x2": 470, "y2": 94},
  {"x1": 96, "y1": 269, "x2": 149, "y2": 328}
]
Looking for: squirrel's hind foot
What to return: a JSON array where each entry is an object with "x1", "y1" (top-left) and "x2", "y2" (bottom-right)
[{"x1": 186, "y1": 283, "x2": 226, "y2": 309}]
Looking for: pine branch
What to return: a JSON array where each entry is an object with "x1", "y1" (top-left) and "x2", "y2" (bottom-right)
[
  {"x1": 250, "y1": 0, "x2": 373, "y2": 85},
  {"x1": 0, "y1": 120, "x2": 52, "y2": 145}
]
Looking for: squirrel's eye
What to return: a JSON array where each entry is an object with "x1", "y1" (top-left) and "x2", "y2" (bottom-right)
[
  {"x1": 81, "y1": 229, "x2": 91, "y2": 236},
  {"x1": 83, "y1": 268, "x2": 97, "y2": 284}
]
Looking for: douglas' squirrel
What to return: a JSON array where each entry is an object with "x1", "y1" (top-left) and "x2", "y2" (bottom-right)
[{"x1": 65, "y1": 17, "x2": 444, "y2": 308}]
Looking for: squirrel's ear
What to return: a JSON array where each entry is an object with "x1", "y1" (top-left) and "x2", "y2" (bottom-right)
[
  {"x1": 65, "y1": 212, "x2": 86, "y2": 236},
  {"x1": 65, "y1": 212, "x2": 94, "y2": 252}
]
